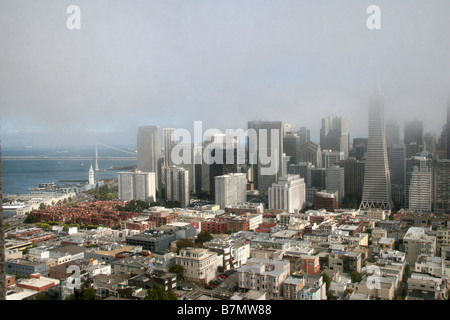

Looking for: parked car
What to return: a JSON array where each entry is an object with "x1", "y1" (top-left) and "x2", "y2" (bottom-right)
[{"x1": 181, "y1": 286, "x2": 193, "y2": 291}]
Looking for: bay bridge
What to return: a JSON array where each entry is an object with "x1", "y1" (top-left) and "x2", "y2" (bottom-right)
[{"x1": 2, "y1": 142, "x2": 137, "y2": 171}]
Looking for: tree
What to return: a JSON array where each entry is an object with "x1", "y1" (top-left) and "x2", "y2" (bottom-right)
[
  {"x1": 322, "y1": 272, "x2": 336, "y2": 300},
  {"x1": 196, "y1": 231, "x2": 213, "y2": 244},
  {"x1": 82, "y1": 287, "x2": 96, "y2": 300},
  {"x1": 35, "y1": 293, "x2": 49, "y2": 300},
  {"x1": 351, "y1": 271, "x2": 363, "y2": 283},
  {"x1": 24, "y1": 214, "x2": 35, "y2": 224},
  {"x1": 39, "y1": 203, "x2": 46, "y2": 210},
  {"x1": 168, "y1": 264, "x2": 185, "y2": 281},
  {"x1": 176, "y1": 238, "x2": 195, "y2": 250}
]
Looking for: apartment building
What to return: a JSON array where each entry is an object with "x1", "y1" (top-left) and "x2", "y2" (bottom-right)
[
  {"x1": 176, "y1": 248, "x2": 218, "y2": 285},
  {"x1": 237, "y1": 258, "x2": 290, "y2": 300}
]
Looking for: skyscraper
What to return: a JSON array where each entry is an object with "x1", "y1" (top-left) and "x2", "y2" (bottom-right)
[
  {"x1": 298, "y1": 127, "x2": 310, "y2": 146},
  {"x1": 338, "y1": 158, "x2": 365, "y2": 199},
  {"x1": 166, "y1": 166, "x2": 190, "y2": 208},
  {"x1": 137, "y1": 126, "x2": 161, "y2": 189},
  {"x1": 404, "y1": 120, "x2": 424, "y2": 147},
  {"x1": 283, "y1": 132, "x2": 301, "y2": 164},
  {"x1": 268, "y1": 175, "x2": 306, "y2": 213},
  {"x1": 215, "y1": 173, "x2": 247, "y2": 209},
  {"x1": 299, "y1": 141, "x2": 322, "y2": 168},
  {"x1": 385, "y1": 120, "x2": 401, "y2": 151},
  {"x1": 118, "y1": 171, "x2": 156, "y2": 203},
  {"x1": 326, "y1": 165, "x2": 345, "y2": 206},
  {"x1": 163, "y1": 128, "x2": 176, "y2": 167},
  {"x1": 320, "y1": 114, "x2": 349, "y2": 159},
  {"x1": 407, "y1": 156, "x2": 433, "y2": 212},
  {"x1": 360, "y1": 83, "x2": 393, "y2": 210},
  {"x1": 389, "y1": 144, "x2": 406, "y2": 208},
  {"x1": 435, "y1": 159, "x2": 450, "y2": 213},
  {"x1": 247, "y1": 120, "x2": 284, "y2": 192}
]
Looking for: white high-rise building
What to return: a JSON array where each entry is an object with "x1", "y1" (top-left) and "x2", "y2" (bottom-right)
[
  {"x1": 118, "y1": 171, "x2": 156, "y2": 203},
  {"x1": 326, "y1": 165, "x2": 345, "y2": 206},
  {"x1": 215, "y1": 173, "x2": 247, "y2": 209},
  {"x1": 165, "y1": 166, "x2": 190, "y2": 208},
  {"x1": 163, "y1": 128, "x2": 176, "y2": 167},
  {"x1": 360, "y1": 82, "x2": 393, "y2": 210},
  {"x1": 268, "y1": 174, "x2": 306, "y2": 213},
  {"x1": 408, "y1": 156, "x2": 432, "y2": 212}
]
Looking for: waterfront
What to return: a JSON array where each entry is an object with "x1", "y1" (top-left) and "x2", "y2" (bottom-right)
[{"x1": 1, "y1": 145, "x2": 136, "y2": 216}]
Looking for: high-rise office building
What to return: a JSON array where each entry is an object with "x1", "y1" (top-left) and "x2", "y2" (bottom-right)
[
  {"x1": 118, "y1": 171, "x2": 156, "y2": 203},
  {"x1": 202, "y1": 133, "x2": 239, "y2": 197},
  {"x1": 405, "y1": 154, "x2": 434, "y2": 212},
  {"x1": 165, "y1": 166, "x2": 190, "y2": 208},
  {"x1": 288, "y1": 162, "x2": 314, "y2": 187},
  {"x1": 360, "y1": 83, "x2": 393, "y2": 210},
  {"x1": 404, "y1": 120, "x2": 424, "y2": 147},
  {"x1": 137, "y1": 126, "x2": 161, "y2": 189},
  {"x1": 423, "y1": 133, "x2": 437, "y2": 156},
  {"x1": 163, "y1": 128, "x2": 176, "y2": 167},
  {"x1": 247, "y1": 121, "x2": 284, "y2": 192},
  {"x1": 385, "y1": 120, "x2": 401, "y2": 151},
  {"x1": 283, "y1": 132, "x2": 301, "y2": 165},
  {"x1": 388, "y1": 144, "x2": 406, "y2": 209},
  {"x1": 299, "y1": 141, "x2": 322, "y2": 168},
  {"x1": 320, "y1": 114, "x2": 349, "y2": 159},
  {"x1": 350, "y1": 138, "x2": 368, "y2": 161},
  {"x1": 435, "y1": 159, "x2": 450, "y2": 213},
  {"x1": 338, "y1": 158, "x2": 365, "y2": 199},
  {"x1": 268, "y1": 175, "x2": 306, "y2": 213},
  {"x1": 326, "y1": 165, "x2": 345, "y2": 205},
  {"x1": 322, "y1": 150, "x2": 344, "y2": 169},
  {"x1": 298, "y1": 127, "x2": 310, "y2": 146},
  {"x1": 215, "y1": 173, "x2": 247, "y2": 209},
  {"x1": 407, "y1": 156, "x2": 433, "y2": 212}
]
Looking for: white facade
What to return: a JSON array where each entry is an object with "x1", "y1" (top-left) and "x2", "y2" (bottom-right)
[
  {"x1": 165, "y1": 166, "x2": 190, "y2": 208},
  {"x1": 176, "y1": 248, "x2": 218, "y2": 284},
  {"x1": 118, "y1": 171, "x2": 156, "y2": 203},
  {"x1": 88, "y1": 164, "x2": 95, "y2": 185},
  {"x1": 408, "y1": 156, "x2": 432, "y2": 212},
  {"x1": 268, "y1": 175, "x2": 306, "y2": 213},
  {"x1": 215, "y1": 173, "x2": 247, "y2": 209},
  {"x1": 237, "y1": 258, "x2": 290, "y2": 300},
  {"x1": 326, "y1": 165, "x2": 345, "y2": 205}
]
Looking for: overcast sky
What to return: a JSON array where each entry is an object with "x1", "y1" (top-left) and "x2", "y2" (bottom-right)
[{"x1": 1, "y1": 0, "x2": 449, "y2": 148}]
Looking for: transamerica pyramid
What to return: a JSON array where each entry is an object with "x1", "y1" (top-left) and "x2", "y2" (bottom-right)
[{"x1": 360, "y1": 80, "x2": 393, "y2": 210}]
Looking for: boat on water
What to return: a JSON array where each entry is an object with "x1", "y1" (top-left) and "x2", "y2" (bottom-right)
[{"x1": 2, "y1": 201, "x2": 26, "y2": 209}]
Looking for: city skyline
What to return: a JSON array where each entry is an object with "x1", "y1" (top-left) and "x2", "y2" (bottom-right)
[{"x1": 1, "y1": 1, "x2": 450, "y2": 147}]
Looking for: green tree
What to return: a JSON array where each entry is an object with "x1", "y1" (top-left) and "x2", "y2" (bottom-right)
[
  {"x1": 35, "y1": 293, "x2": 49, "y2": 300},
  {"x1": 167, "y1": 292, "x2": 178, "y2": 300},
  {"x1": 39, "y1": 203, "x2": 46, "y2": 210},
  {"x1": 24, "y1": 214, "x2": 35, "y2": 224},
  {"x1": 176, "y1": 238, "x2": 195, "y2": 250},
  {"x1": 168, "y1": 264, "x2": 185, "y2": 281},
  {"x1": 82, "y1": 287, "x2": 96, "y2": 300},
  {"x1": 322, "y1": 272, "x2": 336, "y2": 300},
  {"x1": 351, "y1": 271, "x2": 363, "y2": 283},
  {"x1": 196, "y1": 231, "x2": 213, "y2": 244}
]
